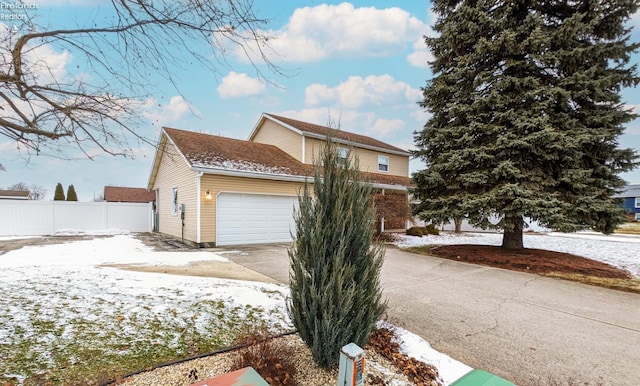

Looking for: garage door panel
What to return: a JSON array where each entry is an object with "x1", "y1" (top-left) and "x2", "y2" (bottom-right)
[{"x1": 217, "y1": 193, "x2": 297, "y2": 246}]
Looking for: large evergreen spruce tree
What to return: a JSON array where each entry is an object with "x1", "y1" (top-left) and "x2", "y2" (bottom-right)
[
  {"x1": 413, "y1": 0, "x2": 639, "y2": 249},
  {"x1": 53, "y1": 183, "x2": 65, "y2": 201},
  {"x1": 288, "y1": 138, "x2": 386, "y2": 368}
]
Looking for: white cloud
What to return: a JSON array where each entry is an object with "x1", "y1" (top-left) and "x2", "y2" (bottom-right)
[
  {"x1": 277, "y1": 108, "x2": 376, "y2": 133},
  {"x1": 369, "y1": 118, "x2": 405, "y2": 138},
  {"x1": 229, "y1": 3, "x2": 428, "y2": 63},
  {"x1": 142, "y1": 96, "x2": 201, "y2": 125},
  {"x1": 217, "y1": 71, "x2": 266, "y2": 99},
  {"x1": 407, "y1": 37, "x2": 434, "y2": 68},
  {"x1": 305, "y1": 74, "x2": 421, "y2": 109},
  {"x1": 1, "y1": 23, "x2": 73, "y2": 86}
]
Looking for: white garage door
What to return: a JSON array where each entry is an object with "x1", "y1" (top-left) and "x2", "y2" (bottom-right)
[{"x1": 216, "y1": 193, "x2": 298, "y2": 246}]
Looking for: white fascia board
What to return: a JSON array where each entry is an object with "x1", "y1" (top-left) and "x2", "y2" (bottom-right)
[
  {"x1": 146, "y1": 132, "x2": 167, "y2": 190},
  {"x1": 370, "y1": 183, "x2": 407, "y2": 191},
  {"x1": 191, "y1": 166, "x2": 311, "y2": 183},
  {"x1": 192, "y1": 166, "x2": 407, "y2": 191},
  {"x1": 147, "y1": 128, "x2": 195, "y2": 189},
  {"x1": 247, "y1": 113, "x2": 305, "y2": 141}
]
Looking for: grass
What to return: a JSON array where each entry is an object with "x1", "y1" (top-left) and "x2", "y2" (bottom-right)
[
  {"x1": 615, "y1": 221, "x2": 640, "y2": 235},
  {"x1": 544, "y1": 272, "x2": 640, "y2": 294},
  {"x1": 0, "y1": 268, "x2": 290, "y2": 386},
  {"x1": 1, "y1": 298, "x2": 286, "y2": 385}
]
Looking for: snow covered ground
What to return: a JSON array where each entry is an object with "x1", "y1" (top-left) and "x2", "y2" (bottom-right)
[
  {"x1": 0, "y1": 234, "x2": 470, "y2": 385},
  {"x1": 393, "y1": 231, "x2": 640, "y2": 278}
]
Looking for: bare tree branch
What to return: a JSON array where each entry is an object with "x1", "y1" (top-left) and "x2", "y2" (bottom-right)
[{"x1": 0, "y1": 0, "x2": 279, "y2": 159}]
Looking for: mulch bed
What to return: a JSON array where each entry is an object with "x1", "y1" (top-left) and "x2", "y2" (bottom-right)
[{"x1": 428, "y1": 244, "x2": 632, "y2": 279}]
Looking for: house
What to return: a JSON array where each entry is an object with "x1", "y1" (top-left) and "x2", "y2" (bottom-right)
[
  {"x1": 147, "y1": 113, "x2": 411, "y2": 247},
  {"x1": 104, "y1": 186, "x2": 156, "y2": 203},
  {"x1": 614, "y1": 184, "x2": 640, "y2": 221},
  {"x1": 0, "y1": 190, "x2": 30, "y2": 200}
]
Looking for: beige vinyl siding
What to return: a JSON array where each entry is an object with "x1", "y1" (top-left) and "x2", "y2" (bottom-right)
[
  {"x1": 150, "y1": 141, "x2": 198, "y2": 242},
  {"x1": 357, "y1": 151, "x2": 409, "y2": 177},
  {"x1": 251, "y1": 120, "x2": 303, "y2": 161},
  {"x1": 200, "y1": 174, "x2": 305, "y2": 244},
  {"x1": 304, "y1": 137, "x2": 409, "y2": 177}
]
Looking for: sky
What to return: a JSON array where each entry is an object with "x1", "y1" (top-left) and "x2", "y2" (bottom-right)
[{"x1": 1, "y1": 1, "x2": 639, "y2": 201}]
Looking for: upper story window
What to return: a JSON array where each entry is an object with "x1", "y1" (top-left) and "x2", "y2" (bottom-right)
[
  {"x1": 172, "y1": 187, "x2": 178, "y2": 215},
  {"x1": 337, "y1": 147, "x2": 349, "y2": 165},
  {"x1": 635, "y1": 197, "x2": 640, "y2": 208},
  {"x1": 378, "y1": 155, "x2": 389, "y2": 172}
]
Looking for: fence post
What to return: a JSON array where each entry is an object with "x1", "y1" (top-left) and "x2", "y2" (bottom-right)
[{"x1": 337, "y1": 343, "x2": 365, "y2": 386}]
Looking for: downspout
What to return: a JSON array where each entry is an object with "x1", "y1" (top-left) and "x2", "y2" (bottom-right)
[
  {"x1": 380, "y1": 188, "x2": 385, "y2": 233},
  {"x1": 196, "y1": 171, "x2": 203, "y2": 245}
]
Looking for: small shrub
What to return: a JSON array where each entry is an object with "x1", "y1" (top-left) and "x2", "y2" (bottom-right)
[
  {"x1": 229, "y1": 328, "x2": 299, "y2": 386},
  {"x1": 406, "y1": 227, "x2": 424, "y2": 237},
  {"x1": 424, "y1": 224, "x2": 440, "y2": 235}
]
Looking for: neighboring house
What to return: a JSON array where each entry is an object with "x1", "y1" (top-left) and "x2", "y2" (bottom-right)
[
  {"x1": 0, "y1": 190, "x2": 29, "y2": 200},
  {"x1": 614, "y1": 184, "x2": 640, "y2": 221},
  {"x1": 147, "y1": 113, "x2": 411, "y2": 247},
  {"x1": 104, "y1": 186, "x2": 156, "y2": 203}
]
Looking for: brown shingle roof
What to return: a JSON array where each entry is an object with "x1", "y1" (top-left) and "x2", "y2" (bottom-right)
[
  {"x1": 265, "y1": 113, "x2": 410, "y2": 155},
  {"x1": 164, "y1": 127, "x2": 313, "y2": 177},
  {"x1": 104, "y1": 186, "x2": 155, "y2": 202},
  {"x1": 163, "y1": 127, "x2": 409, "y2": 188},
  {"x1": 0, "y1": 190, "x2": 29, "y2": 199}
]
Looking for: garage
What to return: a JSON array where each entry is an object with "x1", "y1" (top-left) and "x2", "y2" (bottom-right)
[{"x1": 216, "y1": 193, "x2": 298, "y2": 246}]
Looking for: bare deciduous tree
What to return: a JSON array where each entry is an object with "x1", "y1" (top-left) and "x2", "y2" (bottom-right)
[
  {"x1": 0, "y1": 0, "x2": 277, "y2": 158},
  {"x1": 6, "y1": 182, "x2": 46, "y2": 199}
]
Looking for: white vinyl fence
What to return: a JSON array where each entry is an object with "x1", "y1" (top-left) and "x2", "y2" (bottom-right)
[{"x1": 0, "y1": 200, "x2": 152, "y2": 236}]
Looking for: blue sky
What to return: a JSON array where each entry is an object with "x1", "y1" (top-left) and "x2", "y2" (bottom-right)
[{"x1": 1, "y1": 1, "x2": 639, "y2": 201}]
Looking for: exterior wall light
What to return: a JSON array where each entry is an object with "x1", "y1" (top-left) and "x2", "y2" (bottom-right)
[{"x1": 205, "y1": 190, "x2": 212, "y2": 201}]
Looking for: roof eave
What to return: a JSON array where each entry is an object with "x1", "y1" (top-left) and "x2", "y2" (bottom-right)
[
  {"x1": 370, "y1": 183, "x2": 408, "y2": 191},
  {"x1": 191, "y1": 166, "x2": 310, "y2": 183},
  {"x1": 302, "y1": 131, "x2": 411, "y2": 156},
  {"x1": 247, "y1": 113, "x2": 305, "y2": 141},
  {"x1": 192, "y1": 166, "x2": 407, "y2": 191}
]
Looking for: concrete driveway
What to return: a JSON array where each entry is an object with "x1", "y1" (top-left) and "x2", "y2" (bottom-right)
[{"x1": 222, "y1": 244, "x2": 640, "y2": 385}]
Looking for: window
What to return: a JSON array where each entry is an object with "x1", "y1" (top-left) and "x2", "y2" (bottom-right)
[
  {"x1": 635, "y1": 197, "x2": 640, "y2": 208},
  {"x1": 636, "y1": 213, "x2": 640, "y2": 221},
  {"x1": 378, "y1": 155, "x2": 389, "y2": 172},
  {"x1": 337, "y1": 147, "x2": 349, "y2": 165},
  {"x1": 172, "y1": 187, "x2": 178, "y2": 215}
]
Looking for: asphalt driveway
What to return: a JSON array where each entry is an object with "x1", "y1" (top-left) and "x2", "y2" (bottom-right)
[{"x1": 222, "y1": 244, "x2": 640, "y2": 385}]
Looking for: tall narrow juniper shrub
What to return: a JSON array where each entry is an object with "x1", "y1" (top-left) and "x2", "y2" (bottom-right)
[{"x1": 288, "y1": 137, "x2": 386, "y2": 368}]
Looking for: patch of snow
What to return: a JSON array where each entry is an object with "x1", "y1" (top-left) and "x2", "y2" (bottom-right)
[
  {"x1": 192, "y1": 159, "x2": 297, "y2": 177},
  {"x1": 0, "y1": 235, "x2": 228, "y2": 268},
  {"x1": 393, "y1": 232, "x2": 640, "y2": 277},
  {"x1": 393, "y1": 326, "x2": 473, "y2": 386},
  {"x1": 53, "y1": 228, "x2": 132, "y2": 236}
]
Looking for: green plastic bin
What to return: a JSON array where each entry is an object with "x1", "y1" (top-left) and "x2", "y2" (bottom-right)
[{"x1": 450, "y1": 369, "x2": 515, "y2": 386}]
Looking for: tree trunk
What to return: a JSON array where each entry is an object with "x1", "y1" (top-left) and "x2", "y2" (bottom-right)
[
  {"x1": 501, "y1": 216, "x2": 524, "y2": 249},
  {"x1": 454, "y1": 217, "x2": 462, "y2": 233}
]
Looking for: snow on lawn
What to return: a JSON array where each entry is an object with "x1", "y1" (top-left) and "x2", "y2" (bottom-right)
[
  {"x1": 0, "y1": 234, "x2": 471, "y2": 385},
  {"x1": 394, "y1": 232, "x2": 640, "y2": 278},
  {"x1": 0, "y1": 235, "x2": 290, "y2": 383}
]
